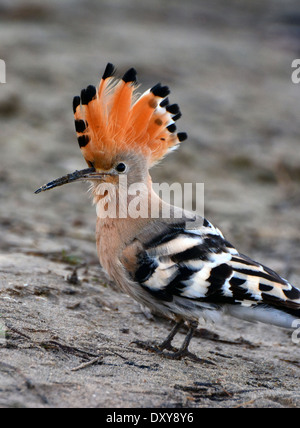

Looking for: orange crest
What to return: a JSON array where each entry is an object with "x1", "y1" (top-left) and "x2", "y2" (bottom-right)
[{"x1": 73, "y1": 63, "x2": 187, "y2": 170}]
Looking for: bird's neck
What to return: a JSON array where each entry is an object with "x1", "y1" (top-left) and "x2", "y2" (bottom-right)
[
  {"x1": 95, "y1": 176, "x2": 161, "y2": 274},
  {"x1": 94, "y1": 174, "x2": 190, "y2": 277},
  {"x1": 94, "y1": 172, "x2": 188, "y2": 236}
]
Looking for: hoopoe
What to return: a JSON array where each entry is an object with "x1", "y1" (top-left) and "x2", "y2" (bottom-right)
[{"x1": 36, "y1": 63, "x2": 300, "y2": 360}]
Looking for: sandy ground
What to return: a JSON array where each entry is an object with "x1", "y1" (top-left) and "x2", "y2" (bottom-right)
[{"x1": 0, "y1": 0, "x2": 300, "y2": 408}]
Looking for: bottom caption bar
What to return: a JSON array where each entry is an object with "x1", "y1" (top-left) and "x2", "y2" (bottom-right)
[{"x1": 103, "y1": 410, "x2": 196, "y2": 424}]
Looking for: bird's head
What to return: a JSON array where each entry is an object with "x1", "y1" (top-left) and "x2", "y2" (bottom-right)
[{"x1": 35, "y1": 63, "x2": 187, "y2": 198}]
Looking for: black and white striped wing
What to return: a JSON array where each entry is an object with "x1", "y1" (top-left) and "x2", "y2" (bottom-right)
[{"x1": 127, "y1": 217, "x2": 300, "y2": 328}]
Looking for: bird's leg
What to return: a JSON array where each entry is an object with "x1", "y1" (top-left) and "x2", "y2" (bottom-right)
[
  {"x1": 161, "y1": 321, "x2": 215, "y2": 364},
  {"x1": 162, "y1": 321, "x2": 197, "y2": 359},
  {"x1": 134, "y1": 319, "x2": 214, "y2": 364},
  {"x1": 133, "y1": 319, "x2": 184, "y2": 353},
  {"x1": 157, "y1": 319, "x2": 184, "y2": 351}
]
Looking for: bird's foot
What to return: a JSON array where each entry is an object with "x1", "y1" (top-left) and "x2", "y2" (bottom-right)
[
  {"x1": 133, "y1": 340, "x2": 214, "y2": 364},
  {"x1": 132, "y1": 339, "x2": 177, "y2": 353},
  {"x1": 158, "y1": 347, "x2": 215, "y2": 364}
]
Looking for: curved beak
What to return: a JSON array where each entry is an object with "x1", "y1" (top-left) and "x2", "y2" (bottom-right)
[{"x1": 34, "y1": 167, "x2": 113, "y2": 194}]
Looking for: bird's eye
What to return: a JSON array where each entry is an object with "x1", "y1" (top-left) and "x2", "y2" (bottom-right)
[{"x1": 115, "y1": 162, "x2": 127, "y2": 173}]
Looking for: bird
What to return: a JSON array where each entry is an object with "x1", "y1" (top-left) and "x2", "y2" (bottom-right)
[{"x1": 35, "y1": 63, "x2": 300, "y2": 360}]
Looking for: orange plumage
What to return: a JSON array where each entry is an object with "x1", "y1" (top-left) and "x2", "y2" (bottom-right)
[{"x1": 72, "y1": 63, "x2": 187, "y2": 170}]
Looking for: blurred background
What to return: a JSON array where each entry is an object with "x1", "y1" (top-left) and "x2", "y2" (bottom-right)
[{"x1": 1, "y1": 0, "x2": 300, "y2": 278}]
